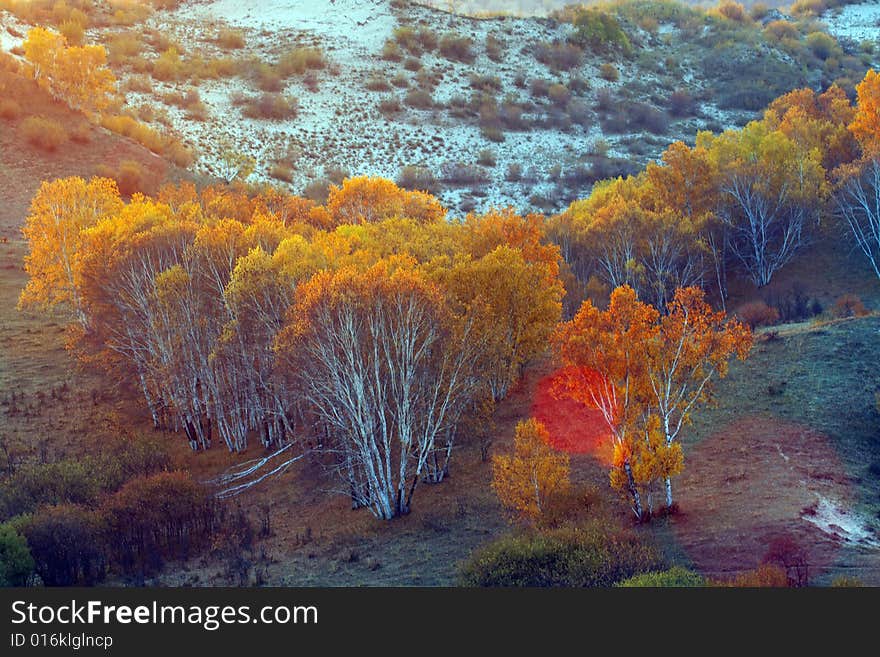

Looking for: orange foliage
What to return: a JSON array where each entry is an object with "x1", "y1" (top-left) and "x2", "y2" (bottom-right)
[{"x1": 850, "y1": 69, "x2": 880, "y2": 157}]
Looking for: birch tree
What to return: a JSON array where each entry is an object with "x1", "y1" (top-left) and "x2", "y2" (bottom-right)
[{"x1": 275, "y1": 262, "x2": 481, "y2": 519}]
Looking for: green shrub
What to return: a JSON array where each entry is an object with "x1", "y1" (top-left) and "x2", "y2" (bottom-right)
[
  {"x1": 0, "y1": 461, "x2": 98, "y2": 521},
  {"x1": 617, "y1": 566, "x2": 706, "y2": 587},
  {"x1": 459, "y1": 524, "x2": 662, "y2": 587},
  {"x1": 0, "y1": 524, "x2": 34, "y2": 586},
  {"x1": 806, "y1": 32, "x2": 840, "y2": 61},
  {"x1": 571, "y1": 9, "x2": 631, "y2": 55},
  {"x1": 20, "y1": 117, "x2": 67, "y2": 151}
]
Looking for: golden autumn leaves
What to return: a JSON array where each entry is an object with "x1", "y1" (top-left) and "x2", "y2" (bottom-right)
[
  {"x1": 23, "y1": 27, "x2": 116, "y2": 114},
  {"x1": 549, "y1": 70, "x2": 880, "y2": 297},
  {"x1": 17, "y1": 176, "x2": 564, "y2": 518}
]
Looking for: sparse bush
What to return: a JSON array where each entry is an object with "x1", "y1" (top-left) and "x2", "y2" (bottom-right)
[
  {"x1": 486, "y1": 33, "x2": 504, "y2": 62},
  {"x1": 404, "y1": 57, "x2": 422, "y2": 72},
  {"x1": 0, "y1": 99, "x2": 21, "y2": 121},
  {"x1": 599, "y1": 63, "x2": 619, "y2": 82},
  {"x1": 630, "y1": 102, "x2": 668, "y2": 134},
  {"x1": 763, "y1": 535, "x2": 809, "y2": 586},
  {"x1": 391, "y1": 73, "x2": 409, "y2": 88},
  {"x1": 69, "y1": 122, "x2": 91, "y2": 144},
  {"x1": 405, "y1": 89, "x2": 433, "y2": 110},
  {"x1": 548, "y1": 83, "x2": 572, "y2": 107},
  {"x1": 439, "y1": 33, "x2": 475, "y2": 63},
  {"x1": 278, "y1": 47, "x2": 325, "y2": 76},
  {"x1": 152, "y1": 47, "x2": 183, "y2": 81},
  {"x1": 382, "y1": 39, "x2": 403, "y2": 62},
  {"x1": 668, "y1": 89, "x2": 694, "y2": 117},
  {"x1": 115, "y1": 160, "x2": 154, "y2": 196},
  {"x1": 243, "y1": 93, "x2": 299, "y2": 120},
  {"x1": 535, "y1": 41, "x2": 582, "y2": 71},
  {"x1": 712, "y1": 1, "x2": 750, "y2": 24},
  {"x1": 568, "y1": 100, "x2": 590, "y2": 127},
  {"x1": 269, "y1": 163, "x2": 294, "y2": 183},
  {"x1": 379, "y1": 97, "x2": 402, "y2": 116},
  {"x1": 750, "y1": 2, "x2": 770, "y2": 21},
  {"x1": 20, "y1": 117, "x2": 67, "y2": 152},
  {"x1": 764, "y1": 20, "x2": 800, "y2": 42},
  {"x1": 477, "y1": 149, "x2": 496, "y2": 167},
  {"x1": 481, "y1": 126, "x2": 505, "y2": 143},
  {"x1": 107, "y1": 32, "x2": 143, "y2": 66},
  {"x1": 365, "y1": 75, "x2": 391, "y2": 92},
  {"x1": 416, "y1": 28, "x2": 438, "y2": 52},
  {"x1": 831, "y1": 576, "x2": 864, "y2": 587},
  {"x1": 530, "y1": 78, "x2": 549, "y2": 98},
  {"x1": 217, "y1": 28, "x2": 246, "y2": 50},
  {"x1": 722, "y1": 564, "x2": 790, "y2": 587},
  {"x1": 397, "y1": 165, "x2": 439, "y2": 193},
  {"x1": 617, "y1": 566, "x2": 706, "y2": 587},
  {"x1": 790, "y1": 0, "x2": 826, "y2": 18},
  {"x1": 59, "y1": 18, "x2": 84, "y2": 46},
  {"x1": 469, "y1": 74, "x2": 501, "y2": 92},
  {"x1": 832, "y1": 294, "x2": 869, "y2": 318},
  {"x1": 459, "y1": 524, "x2": 661, "y2": 587},
  {"x1": 737, "y1": 301, "x2": 780, "y2": 328},
  {"x1": 505, "y1": 162, "x2": 523, "y2": 182},
  {"x1": 441, "y1": 162, "x2": 491, "y2": 185}
]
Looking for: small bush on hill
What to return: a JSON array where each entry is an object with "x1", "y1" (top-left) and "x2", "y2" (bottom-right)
[
  {"x1": 20, "y1": 117, "x2": 67, "y2": 151},
  {"x1": 0, "y1": 99, "x2": 21, "y2": 121},
  {"x1": 737, "y1": 301, "x2": 780, "y2": 329},
  {"x1": 616, "y1": 566, "x2": 706, "y2": 587},
  {"x1": 459, "y1": 524, "x2": 661, "y2": 587},
  {"x1": 243, "y1": 93, "x2": 299, "y2": 120},
  {"x1": 832, "y1": 294, "x2": 869, "y2": 318},
  {"x1": 439, "y1": 33, "x2": 475, "y2": 63}
]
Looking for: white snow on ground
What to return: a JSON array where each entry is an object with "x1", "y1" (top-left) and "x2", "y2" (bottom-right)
[
  {"x1": 0, "y1": 13, "x2": 27, "y2": 53},
  {"x1": 179, "y1": 0, "x2": 396, "y2": 53},
  {"x1": 823, "y1": 1, "x2": 880, "y2": 46},
  {"x1": 139, "y1": 0, "x2": 619, "y2": 212},
  {"x1": 802, "y1": 495, "x2": 880, "y2": 547},
  {"x1": 0, "y1": 1, "x2": 746, "y2": 214}
]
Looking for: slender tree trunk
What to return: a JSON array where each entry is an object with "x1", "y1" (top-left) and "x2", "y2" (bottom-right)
[
  {"x1": 665, "y1": 476, "x2": 673, "y2": 509},
  {"x1": 624, "y1": 460, "x2": 643, "y2": 520}
]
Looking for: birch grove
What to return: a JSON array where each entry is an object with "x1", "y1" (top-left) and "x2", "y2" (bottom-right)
[{"x1": 20, "y1": 177, "x2": 563, "y2": 518}]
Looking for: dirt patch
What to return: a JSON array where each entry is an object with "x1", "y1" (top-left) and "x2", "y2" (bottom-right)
[
  {"x1": 671, "y1": 414, "x2": 874, "y2": 580},
  {"x1": 531, "y1": 370, "x2": 612, "y2": 463}
]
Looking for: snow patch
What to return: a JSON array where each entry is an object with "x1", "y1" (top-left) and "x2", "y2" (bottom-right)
[
  {"x1": 802, "y1": 495, "x2": 880, "y2": 547},
  {"x1": 823, "y1": 2, "x2": 880, "y2": 47}
]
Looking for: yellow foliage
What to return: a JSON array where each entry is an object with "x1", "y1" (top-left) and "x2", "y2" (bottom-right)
[{"x1": 492, "y1": 419, "x2": 570, "y2": 521}]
